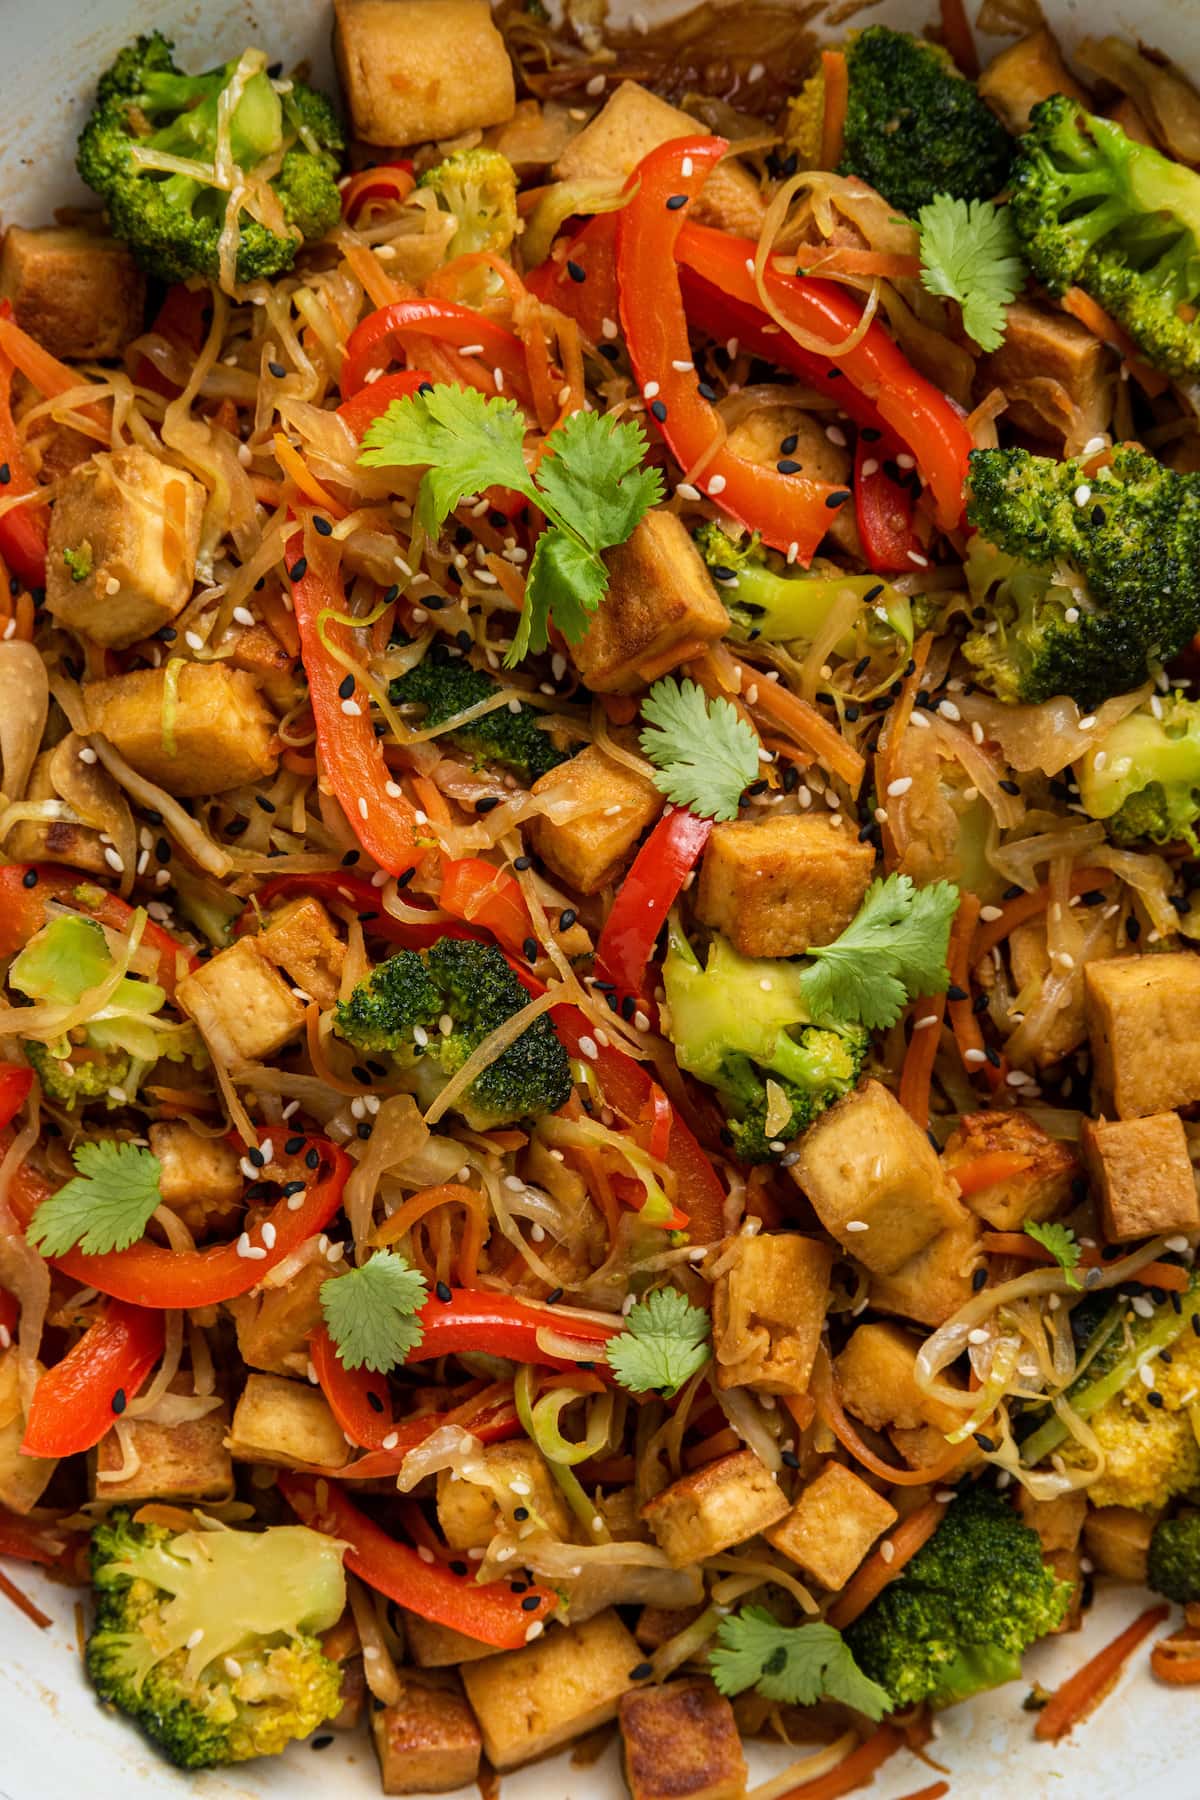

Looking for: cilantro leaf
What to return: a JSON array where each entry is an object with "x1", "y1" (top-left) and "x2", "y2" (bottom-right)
[
  {"x1": 710, "y1": 1609, "x2": 891, "y2": 1719},
  {"x1": 917, "y1": 195, "x2": 1027, "y2": 353},
  {"x1": 605, "y1": 1287, "x2": 711, "y2": 1396},
  {"x1": 1025, "y1": 1219, "x2": 1083, "y2": 1290},
  {"x1": 534, "y1": 408, "x2": 663, "y2": 549},
  {"x1": 514, "y1": 527, "x2": 608, "y2": 662},
  {"x1": 638, "y1": 677, "x2": 761, "y2": 821},
  {"x1": 320, "y1": 1250, "x2": 429, "y2": 1372},
  {"x1": 27, "y1": 1140, "x2": 163, "y2": 1258},
  {"x1": 359, "y1": 385, "x2": 530, "y2": 536},
  {"x1": 799, "y1": 873, "x2": 960, "y2": 1030}
]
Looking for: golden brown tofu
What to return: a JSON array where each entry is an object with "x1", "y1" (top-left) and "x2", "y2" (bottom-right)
[
  {"x1": 573, "y1": 511, "x2": 729, "y2": 693},
  {"x1": 790, "y1": 1080, "x2": 965, "y2": 1274},
  {"x1": 619, "y1": 1678, "x2": 747, "y2": 1800},
  {"x1": 765, "y1": 1462, "x2": 897, "y2": 1591},
  {"x1": 5, "y1": 747, "x2": 110, "y2": 877},
  {"x1": 942, "y1": 1109, "x2": 1078, "y2": 1232},
  {"x1": 371, "y1": 1676, "x2": 482, "y2": 1795},
  {"x1": 555, "y1": 82, "x2": 764, "y2": 236},
  {"x1": 0, "y1": 224, "x2": 145, "y2": 360},
  {"x1": 177, "y1": 938, "x2": 306, "y2": 1065},
  {"x1": 92, "y1": 1404, "x2": 234, "y2": 1505},
  {"x1": 46, "y1": 447, "x2": 204, "y2": 649},
  {"x1": 1081, "y1": 1112, "x2": 1200, "y2": 1242},
  {"x1": 530, "y1": 743, "x2": 662, "y2": 894},
  {"x1": 334, "y1": 0, "x2": 515, "y2": 146},
  {"x1": 979, "y1": 300, "x2": 1114, "y2": 451},
  {"x1": 436, "y1": 1440, "x2": 573, "y2": 1548},
  {"x1": 711, "y1": 1232, "x2": 832, "y2": 1394},
  {"x1": 227, "y1": 1373, "x2": 350, "y2": 1470},
  {"x1": 83, "y1": 662, "x2": 278, "y2": 796},
  {"x1": 223, "y1": 620, "x2": 304, "y2": 715},
  {"x1": 1085, "y1": 953, "x2": 1200, "y2": 1118},
  {"x1": 148, "y1": 1121, "x2": 243, "y2": 1240},
  {"x1": 230, "y1": 1261, "x2": 328, "y2": 1377},
  {"x1": 977, "y1": 30, "x2": 1089, "y2": 134},
  {"x1": 1007, "y1": 909, "x2": 1120, "y2": 1067},
  {"x1": 835, "y1": 1321, "x2": 966, "y2": 1438},
  {"x1": 404, "y1": 1614, "x2": 499, "y2": 1668},
  {"x1": 0, "y1": 1351, "x2": 56, "y2": 1513},
  {"x1": 256, "y1": 895, "x2": 346, "y2": 1009},
  {"x1": 463, "y1": 1609, "x2": 640, "y2": 1769},
  {"x1": 1016, "y1": 1489, "x2": 1087, "y2": 1556},
  {"x1": 696, "y1": 815, "x2": 874, "y2": 959},
  {"x1": 641, "y1": 1449, "x2": 788, "y2": 1569},
  {"x1": 869, "y1": 1216, "x2": 983, "y2": 1328},
  {"x1": 1082, "y1": 1505, "x2": 1156, "y2": 1584}
]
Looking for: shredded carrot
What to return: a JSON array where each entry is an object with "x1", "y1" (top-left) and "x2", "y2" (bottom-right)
[
  {"x1": 635, "y1": 636, "x2": 714, "y2": 686},
  {"x1": 875, "y1": 632, "x2": 931, "y2": 868},
  {"x1": 812, "y1": 1349, "x2": 971, "y2": 1487},
  {"x1": 374, "y1": 1182, "x2": 487, "y2": 1285},
  {"x1": 0, "y1": 313, "x2": 110, "y2": 432},
  {"x1": 258, "y1": 586, "x2": 301, "y2": 657},
  {"x1": 899, "y1": 894, "x2": 978, "y2": 1130},
  {"x1": 819, "y1": 50, "x2": 850, "y2": 171},
  {"x1": 895, "y1": 1786, "x2": 949, "y2": 1800},
  {"x1": 789, "y1": 244, "x2": 922, "y2": 281},
  {"x1": 723, "y1": 648, "x2": 865, "y2": 792},
  {"x1": 783, "y1": 1723, "x2": 904, "y2": 1800},
  {"x1": 305, "y1": 1001, "x2": 367, "y2": 1096},
  {"x1": 684, "y1": 1427, "x2": 742, "y2": 1470},
  {"x1": 827, "y1": 1498, "x2": 949, "y2": 1630},
  {"x1": 410, "y1": 771, "x2": 454, "y2": 829},
  {"x1": 938, "y1": 0, "x2": 979, "y2": 75},
  {"x1": 281, "y1": 748, "x2": 319, "y2": 776},
  {"x1": 784, "y1": 1392, "x2": 817, "y2": 1436},
  {"x1": 132, "y1": 1503, "x2": 198, "y2": 1532},
  {"x1": 1150, "y1": 1620, "x2": 1200, "y2": 1684},
  {"x1": 1060, "y1": 289, "x2": 1169, "y2": 398},
  {"x1": 338, "y1": 236, "x2": 407, "y2": 309},
  {"x1": 971, "y1": 867, "x2": 1115, "y2": 963},
  {"x1": 251, "y1": 475, "x2": 284, "y2": 506},
  {"x1": 1036, "y1": 1603, "x2": 1169, "y2": 1741},
  {"x1": 951, "y1": 1150, "x2": 1034, "y2": 1196},
  {"x1": 0, "y1": 1565, "x2": 52, "y2": 1629},
  {"x1": 980, "y1": 1233, "x2": 1189, "y2": 1291},
  {"x1": 273, "y1": 433, "x2": 347, "y2": 517}
]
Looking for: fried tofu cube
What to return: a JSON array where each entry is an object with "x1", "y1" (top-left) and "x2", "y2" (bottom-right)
[
  {"x1": 227, "y1": 1373, "x2": 350, "y2": 1470},
  {"x1": 462, "y1": 1609, "x2": 640, "y2": 1770},
  {"x1": 405, "y1": 1614, "x2": 499, "y2": 1668},
  {"x1": 869, "y1": 1216, "x2": 983, "y2": 1328},
  {"x1": 1085, "y1": 953, "x2": 1200, "y2": 1118},
  {"x1": 555, "y1": 82, "x2": 764, "y2": 236},
  {"x1": 1082, "y1": 1505, "x2": 1156, "y2": 1584},
  {"x1": 977, "y1": 29, "x2": 1088, "y2": 134},
  {"x1": 641, "y1": 1449, "x2": 788, "y2": 1569},
  {"x1": 572, "y1": 511, "x2": 729, "y2": 693},
  {"x1": 5, "y1": 747, "x2": 110, "y2": 877},
  {"x1": 979, "y1": 300, "x2": 1113, "y2": 451},
  {"x1": 177, "y1": 938, "x2": 306, "y2": 1064},
  {"x1": 835, "y1": 1321, "x2": 966, "y2": 1437},
  {"x1": 765, "y1": 1462, "x2": 897, "y2": 1591},
  {"x1": 696, "y1": 815, "x2": 875, "y2": 958},
  {"x1": 256, "y1": 895, "x2": 346, "y2": 1009},
  {"x1": 92, "y1": 1404, "x2": 234, "y2": 1505},
  {"x1": 942, "y1": 1109, "x2": 1078, "y2": 1232},
  {"x1": 712, "y1": 1232, "x2": 833, "y2": 1394},
  {"x1": 83, "y1": 662, "x2": 278, "y2": 796},
  {"x1": 371, "y1": 1676, "x2": 482, "y2": 1795},
  {"x1": 148, "y1": 1121, "x2": 243, "y2": 1239},
  {"x1": 635, "y1": 1603, "x2": 708, "y2": 1651},
  {"x1": 790, "y1": 1080, "x2": 965, "y2": 1274},
  {"x1": 0, "y1": 1351, "x2": 56, "y2": 1513},
  {"x1": 1016, "y1": 1489, "x2": 1087, "y2": 1555},
  {"x1": 230, "y1": 1261, "x2": 328, "y2": 1377},
  {"x1": 0, "y1": 224, "x2": 145, "y2": 360},
  {"x1": 223, "y1": 621, "x2": 303, "y2": 715},
  {"x1": 46, "y1": 446, "x2": 204, "y2": 649},
  {"x1": 530, "y1": 743, "x2": 662, "y2": 894},
  {"x1": 619, "y1": 1678, "x2": 747, "y2": 1800},
  {"x1": 334, "y1": 0, "x2": 515, "y2": 146},
  {"x1": 436, "y1": 1439, "x2": 573, "y2": 1548},
  {"x1": 1081, "y1": 1112, "x2": 1200, "y2": 1242}
]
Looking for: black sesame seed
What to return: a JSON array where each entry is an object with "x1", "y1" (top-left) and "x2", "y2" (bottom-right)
[
  {"x1": 514, "y1": 854, "x2": 532, "y2": 871},
  {"x1": 1092, "y1": 505, "x2": 1105, "y2": 527},
  {"x1": 845, "y1": 704, "x2": 860, "y2": 723},
  {"x1": 1127, "y1": 917, "x2": 1141, "y2": 941},
  {"x1": 973, "y1": 992, "x2": 989, "y2": 1014},
  {"x1": 523, "y1": 936, "x2": 538, "y2": 962},
  {"x1": 512, "y1": 1510, "x2": 529, "y2": 1525},
  {"x1": 999, "y1": 779, "x2": 1020, "y2": 796},
  {"x1": 418, "y1": 381, "x2": 435, "y2": 396},
  {"x1": 560, "y1": 908, "x2": 577, "y2": 929},
  {"x1": 780, "y1": 434, "x2": 799, "y2": 455},
  {"x1": 781, "y1": 1449, "x2": 800, "y2": 1469},
  {"x1": 367, "y1": 1060, "x2": 388, "y2": 1078},
  {"x1": 546, "y1": 1287, "x2": 564, "y2": 1305},
  {"x1": 366, "y1": 1390, "x2": 385, "y2": 1413},
  {"x1": 436, "y1": 1280, "x2": 453, "y2": 1303},
  {"x1": 629, "y1": 1662, "x2": 653, "y2": 1681},
  {"x1": 356, "y1": 1121, "x2": 373, "y2": 1140},
  {"x1": 112, "y1": 1388, "x2": 127, "y2": 1415},
  {"x1": 947, "y1": 985, "x2": 968, "y2": 1002},
  {"x1": 283, "y1": 1180, "x2": 305, "y2": 1197},
  {"x1": 342, "y1": 849, "x2": 361, "y2": 866},
  {"x1": 972, "y1": 1267, "x2": 989, "y2": 1292},
  {"x1": 853, "y1": 655, "x2": 871, "y2": 679},
  {"x1": 777, "y1": 458, "x2": 803, "y2": 475},
  {"x1": 449, "y1": 1560, "x2": 469, "y2": 1576},
  {"x1": 0, "y1": 464, "x2": 10, "y2": 485},
  {"x1": 521, "y1": 1594, "x2": 542, "y2": 1611},
  {"x1": 313, "y1": 515, "x2": 333, "y2": 537},
  {"x1": 598, "y1": 343, "x2": 620, "y2": 363},
  {"x1": 973, "y1": 1432, "x2": 996, "y2": 1452},
  {"x1": 665, "y1": 194, "x2": 688, "y2": 210},
  {"x1": 1148, "y1": 1390, "x2": 1165, "y2": 1408},
  {"x1": 1002, "y1": 884, "x2": 1024, "y2": 901},
  {"x1": 697, "y1": 381, "x2": 717, "y2": 401},
  {"x1": 621, "y1": 994, "x2": 636, "y2": 1020},
  {"x1": 475, "y1": 795, "x2": 501, "y2": 814},
  {"x1": 310, "y1": 1735, "x2": 334, "y2": 1751},
  {"x1": 566, "y1": 259, "x2": 587, "y2": 283},
  {"x1": 155, "y1": 625, "x2": 178, "y2": 642},
  {"x1": 825, "y1": 490, "x2": 851, "y2": 509},
  {"x1": 256, "y1": 795, "x2": 276, "y2": 814},
  {"x1": 985, "y1": 1045, "x2": 1002, "y2": 1068},
  {"x1": 305, "y1": 1148, "x2": 320, "y2": 1170},
  {"x1": 21, "y1": 869, "x2": 38, "y2": 889},
  {"x1": 338, "y1": 673, "x2": 355, "y2": 700},
  {"x1": 288, "y1": 557, "x2": 308, "y2": 582}
]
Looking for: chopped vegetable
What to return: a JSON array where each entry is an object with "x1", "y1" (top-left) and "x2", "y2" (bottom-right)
[
  {"x1": 605, "y1": 1288, "x2": 711, "y2": 1396},
  {"x1": 638, "y1": 677, "x2": 761, "y2": 821},
  {"x1": 320, "y1": 1250, "x2": 429, "y2": 1373},
  {"x1": 710, "y1": 1608, "x2": 890, "y2": 1718},
  {"x1": 917, "y1": 195, "x2": 1027, "y2": 352}
]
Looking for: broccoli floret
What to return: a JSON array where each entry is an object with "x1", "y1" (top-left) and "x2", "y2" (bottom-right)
[
  {"x1": 418, "y1": 147, "x2": 518, "y2": 261},
  {"x1": 1076, "y1": 691, "x2": 1200, "y2": 851},
  {"x1": 335, "y1": 936, "x2": 572, "y2": 1129},
  {"x1": 389, "y1": 642, "x2": 569, "y2": 784},
  {"x1": 86, "y1": 1510, "x2": 345, "y2": 1769},
  {"x1": 661, "y1": 923, "x2": 868, "y2": 1162},
  {"x1": 694, "y1": 523, "x2": 913, "y2": 652},
  {"x1": 1010, "y1": 96, "x2": 1200, "y2": 381},
  {"x1": 1149, "y1": 1515, "x2": 1200, "y2": 1605},
  {"x1": 836, "y1": 28, "x2": 1012, "y2": 215},
  {"x1": 76, "y1": 31, "x2": 342, "y2": 289},
  {"x1": 846, "y1": 1488, "x2": 1073, "y2": 1711},
  {"x1": 962, "y1": 445, "x2": 1200, "y2": 710},
  {"x1": 63, "y1": 543, "x2": 93, "y2": 583}
]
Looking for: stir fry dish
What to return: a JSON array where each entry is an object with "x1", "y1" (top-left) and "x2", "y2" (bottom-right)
[{"x1": 3, "y1": 0, "x2": 1200, "y2": 1790}]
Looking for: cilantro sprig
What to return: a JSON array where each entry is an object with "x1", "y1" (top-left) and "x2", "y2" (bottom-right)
[
  {"x1": 917, "y1": 195, "x2": 1027, "y2": 353},
  {"x1": 710, "y1": 1609, "x2": 891, "y2": 1718},
  {"x1": 605, "y1": 1288, "x2": 711, "y2": 1397},
  {"x1": 638, "y1": 677, "x2": 761, "y2": 820},
  {"x1": 359, "y1": 386, "x2": 663, "y2": 665},
  {"x1": 320, "y1": 1250, "x2": 429, "y2": 1372},
  {"x1": 28, "y1": 1140, "x2": 163, "y2": 1258},
  {"x1": 798, "y1": 873, "x2": 960, "y2": 1030},
  {"x1": 1024, "y1": 1219, "x2": 1083, "y2": 1290}
]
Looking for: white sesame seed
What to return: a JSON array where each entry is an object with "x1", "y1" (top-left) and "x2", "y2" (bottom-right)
[
  {"x1": 964, "y1": 1048, "x2": 988, "y2": 1065},
  {"x1": 103, "y1": 847, "x2": 125, "y2": 873},
  {"x1": 1165, "y1": 1235, "x2": 1192, "y2": 1253},
  {"x1": 860, "y1": 458, "x2": 879, "y2": 477},
  {"x1": 1074, "y1": 484, "x2": 1092, "y2": 506},
  {"x1": 261, "y1": 1221, "x2": 277, "y2": 1249},
  {"x1": 1064, "y1": 606, "x2": 1080, "y2": 623},
  {"x1": 968, "y1": 1327, "x2": 989, "y2": 1345},
  {"x1": 643, "y1": 381, "x2": 660, "y2": 400},
  {"x1": 1139, "y1": 1361, "x2": 1157, "y2": 1388},
  {"x1": 78, "y1": 745, "x2": 98, "y2": 764},
  {"x1": 886, "y1": 776, "x2": 913, "y2": 797},
  {"x1": 185, "y1": 630, "x2": 204, "y2": 650},
  {"x1": 707, "y1": 474, "x2": 727, "y2": 496},
  {"x1": 232, "y1": 605, "x2": 255, "y2": 626},
  {"x1": 671, "y1": 359, "x2": 694, "y2": 373},
  {"x1": 1078, "y1": 714, "x2": 1097, "y2": 730},
  {"x1": 825, "y1": 425, "x2": 847, "y2": 447},
  {"x1": 979, "y1": 904, "x2": 1003, "y2": 922},
  {"x1": 341, "y1": 698, "x2": 361, "y2": 716},
  {"x1": 845, "y1": 1219, "x2": 869, "y2": 1232},
  {"x1": 1131, "y1": 1295, "x2": 1155, "y2": 1318},
  {"x1": 938, "y1": 700, "x2": 961, "y2": 722},
  {"x1": 105, "y1": 575, "x2": 121, "y2": 596},
  {"x1": 586, "y1": 72, "x2": 606, "y2": 94},
  {"x1": 1005, "y1": 1068, "x2": 1030, "y2": 1087},
  {"x1": 913, "y1": 1014, "x2": 939, "y2": 1030},
  {"x1": 186, "y1": 1629, "x2": 205, "y2": 1650},
  {"x1": 525, "y1": 1621, "x2": 544, "y2": 1642},
  {"x1": 224, "y1": 1657, "x2": 243, "y2": 1679},
  {"x1": 439, "y1": 1013, "x2": 454, "y2": 1037},
  {"x1": 578, "y1": 1035, "x2": 598, "y2": 1061},
  {"x1": 358, "y1": 798, "x2": 369, "y2": 820},
  {"x1": 879, "y1": 1540, "x2": 896, "y2": 1564}
]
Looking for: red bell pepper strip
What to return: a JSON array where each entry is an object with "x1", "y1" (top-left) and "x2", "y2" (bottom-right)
[
  {"x1": 335, "y1": 367, "x2": 435, "y2": 441},
  {"x1": 406, "y1": 1289, "x2": 620, "y2": 1368},
  {"x1": 854, "y1": 433, "x2": 926, "y2": 573},
  {"x1": 616, "y1": 137, "x2": 841, "y2": 564},
  {"x1": 341, "y1": 299, "x2": 531, "y2": 404},
  {"x1": 0, "y1": 864, "x2": 198, "y2": 994},
  {"x1": 439, "y1": 857, "x2": 534, "y2": 959},
  {"x1": 675, "y1": 219, "x2": 973, "y2": 532},
  {"x1": 526, "y1": 211, "x2": 621, "y2": 345},
  {"x1": 310, "y1": 1327, "x2": 521, "y2": 1462},
  {"x1": 0, "y1": 1067, "x2": 33, "y2": 1133},
  {"x1": 0, "y1": 310, "x2": 47, "y2": 590},
  {"x1": 6, "y1": 1140, "x2": 351, "y2": 1309},
  {"x1": 596, "y1": 810, "x2": 712, "y2": 997},
  {"x1": 341, "y1": 160, "x2": 415, "y2": 224},
  {"x1": 245, "y1": 870, "x2": 487, "y2": 951},
  {"x1": 281, "y1": 1474, "x2": 556, "y2": 1647},
  {"x1": 22, "y1": 1300, "x2": 164, "y2": 1459},
  {"x1": 288, "y1": 530, "x2": 429, "y2": 878}
]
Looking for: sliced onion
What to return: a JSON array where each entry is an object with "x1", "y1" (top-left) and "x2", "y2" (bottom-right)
[
  {"x1": 344, "y1": 1094, "x2": 429, "y2": 1250},
  {"x1": 0, "y1": 641, "x2": 48, "y2": 803}
]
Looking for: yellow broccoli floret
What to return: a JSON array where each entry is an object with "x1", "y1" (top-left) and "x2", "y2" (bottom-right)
[
  {"x1": 1075, "y1": 1331, "x2": 1200, "y2": 1511},
  {"x1": 785, "y1": 66, "x2": 825, "y2": 167}
]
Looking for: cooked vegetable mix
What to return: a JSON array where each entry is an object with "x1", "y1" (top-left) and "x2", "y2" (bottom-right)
[{"x1": 1, "y1": 3, "x2": 1199, "y2": 1791}]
